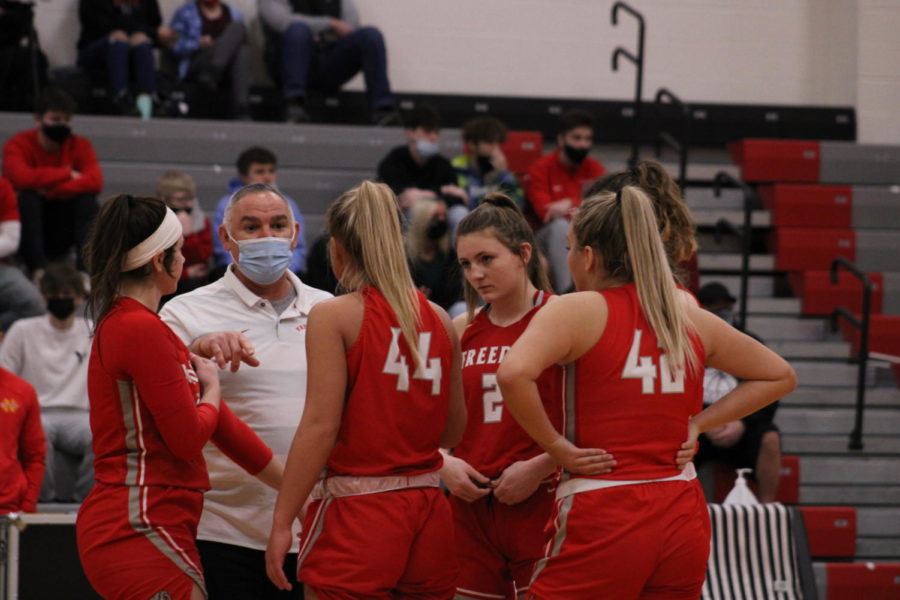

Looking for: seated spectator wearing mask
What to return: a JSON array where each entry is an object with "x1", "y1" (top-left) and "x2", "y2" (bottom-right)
[
  {"x1": 377, "y1": 104, "x2": 468, "y2": 212},
  {"x1": 450, "y1": 115, "x2": 524, "y2": 232},
  {"x1": 407, "y1": 197, "x2": 463, "y2": 315},
  {"x1": 160, "y1": 183, "x2": 331, "y2": 598},
  {"x1": 695, "y1": 282, "x2": 783, "y2": 503},
  {"x1": 524, "y1": 109, "x2": 605, "y2": 292},
  {"x1": 0, "y1": 263, "x2": 94, "y2": 503}
]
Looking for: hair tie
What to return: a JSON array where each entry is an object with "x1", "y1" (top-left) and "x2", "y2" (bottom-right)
[
  {"x1": 121, "y1": 208, "x2": 182, "y2": 271},
  {"x1": 615, "y1": 188, "x2": 623, "y2": 206}
]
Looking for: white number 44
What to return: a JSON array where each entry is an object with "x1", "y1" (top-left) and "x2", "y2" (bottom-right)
[
  {"x1": 383, "y1": 328, "x2": 442, "y2": 395},
  {"x1": 622, "y1": 329, "x2": 684, "y2": 394}
]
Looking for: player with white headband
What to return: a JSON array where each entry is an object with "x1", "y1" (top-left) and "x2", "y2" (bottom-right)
[{"x1": 76, "y1": 194, "x2": 284, "y2": 600}]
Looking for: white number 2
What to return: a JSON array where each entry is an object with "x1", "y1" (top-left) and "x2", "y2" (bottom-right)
[
  {"x1": 383, "y1": 328, "x2": 443, "y2": 395},
  {"x1": 482, "y1": 373, "x2": 503, "y2": 423},
  {"x1": 621, "y1": 329, "x2": 684, "y2": 394}
]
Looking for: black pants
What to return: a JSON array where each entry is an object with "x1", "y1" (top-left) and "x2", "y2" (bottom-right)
[
  {"x1": 197, "y1": 540, "x2": 303, "y2": 600},
  {"x1": 17, "y1": 189, "x2": 98, "y2": 272}
]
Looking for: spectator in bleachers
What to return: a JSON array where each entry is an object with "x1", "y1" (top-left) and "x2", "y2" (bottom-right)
[
  {"x1": 2, "y1": 88, "x2": 102, "y2": 277},
  {"x1": 586, "y1": 159, "x2": 699, "y2": 294},
  {"x1": 0, "y1": 176, "x2": 44, "y2": 333},
  {"x1": 0, "y1": 263, "x2": 94, "y2": 503},
  {"x1": 694, "y1": 282, "x2": 782, "y2": 503},
  {"x1": 524, "y1": 109, "x2": 605, "y2": 292},
  {"x1": 259, "y1": 0, "x2": 399, "y2": 125},
  {"x1": 76, "y1": 0, "x2": 177, "y2": 118},
  {"x1": 302, "y1": 233, "x2": 339, "y2": 294},
  {"x1": 158, "y1": 171, "x2": 213, "y2": 294},
  {"x1": 450, "y1": 116, "x2": 523, "y2": 231},
  {"x1": 212, "y1": 147, "x2": 307, "y2": 275},
  {"x1": 169, "y1": 0, "x2": 251, "y2": 120},
  {"x1": 407, "y1": 196, "x2": 463, "y2": 314},
  {"x1": 377, "y1": 104, "x2": 467, "y2": 212},
  {"x1": 0, "y1": 366, "x2": 45, "y2": 514}
]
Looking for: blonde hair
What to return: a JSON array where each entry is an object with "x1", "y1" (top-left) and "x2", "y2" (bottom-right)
[
  {"x1": 573, "y1": 186, "x2": 699, "y2": 373},
  {"x1": 456, "y1": 193, "x2": 551, "y2": 320},
  {"x1": 156, "y1": 170, "x2": 196, "y2": 202},
  {"x1": 327, "y1": 181, "x2": 423, "y2": 365},
  {"x1": 406, "y1": 196, "x2": 449, "y2": 261}
]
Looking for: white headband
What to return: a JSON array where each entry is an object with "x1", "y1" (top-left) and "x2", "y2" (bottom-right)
[{"x1": 121, "y1": 207, "x2": 183, "y2": 272}]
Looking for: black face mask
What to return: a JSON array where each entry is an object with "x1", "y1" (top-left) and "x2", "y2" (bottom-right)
[
  {"x1": 47, "y1": 297, "x2": 76, "y2": 320},
  {"x1": 426, "y1": 219, "x2": 449, "y2": 240},
  {"x1": 42, "y1": 124, "x2": 72, "y2": 144},
  {"x1": 563, "y1": 144, "x2": 589, "y2": 165},
  {"x1": 476, "y1": 155, "x2": 494, "y2": 174}
]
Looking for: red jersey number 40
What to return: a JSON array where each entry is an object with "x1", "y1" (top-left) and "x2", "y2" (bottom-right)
[
  {"x1": 383, "y1": 327, "x2": 443, "y2": 395},
  {"x1": 621, "y1": 329, "x2": 685, "y2": 394}
]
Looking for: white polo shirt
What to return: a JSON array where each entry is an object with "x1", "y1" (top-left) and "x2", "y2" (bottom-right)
[{"x1": 160, "y1": 266, "x2": 332, "y2": 551}]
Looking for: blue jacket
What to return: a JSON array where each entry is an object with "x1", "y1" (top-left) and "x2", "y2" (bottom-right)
[
  {"x1": 170, "y1": 1, "x2": 244, "y2": 80},
  {"x1": 212, "y1": 177, "x2": 308, "y2": 273}
]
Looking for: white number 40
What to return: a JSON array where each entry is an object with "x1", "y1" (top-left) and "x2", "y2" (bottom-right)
[
  {"x1": 622, "y1": 329, "x2": 684, "y2": 394},
  {"x1": 383, "y1": 328, "x2": 442, "y2": 395}
]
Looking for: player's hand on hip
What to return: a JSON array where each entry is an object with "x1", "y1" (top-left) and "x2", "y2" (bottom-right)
[
  {"x1": 192, "y1": 331, "x2": 260, "y2": 372},
  {"x1": 439, "y1": 454, "x2": 492, "y2": 502},
  {"x1": 676, "y1": 419, "x2": 701, "y2": 469},
  {"x1": 265, "y1": 525, "x2": 294, "y2": 591},
  {"x1": 547, "y1": 437, "x2": 616, "y2": 475}
]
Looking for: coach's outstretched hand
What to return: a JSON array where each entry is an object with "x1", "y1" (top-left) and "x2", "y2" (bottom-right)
[
  {"x1": 546, "y1": 436, "x2": 616, "y2": 476},
  {"x1": 191, "y1": 331, "x2": 261, "y2": 372}
]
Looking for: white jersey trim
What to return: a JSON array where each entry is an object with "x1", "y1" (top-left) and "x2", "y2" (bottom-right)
[{"x1": 556, "y1": 462, "x2": 697, "y2": 499}]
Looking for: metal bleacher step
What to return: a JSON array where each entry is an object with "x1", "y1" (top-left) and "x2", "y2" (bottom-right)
[
  {"x1": 776, "y1": 407, "x2": 900, "y2": 436},
  {"x1": 783, "y1": 434, "x2": 900, "y2": 455},
  {"x1": 683, "y1": 187, "x2": 746, "y2": 209},
  {"x1": 699, "y1": 275, "x2": 776, "y2": 298},
  {"x1": 855, "y1": 538, "x2": 900, "y2": 559},
  {"x1": 782, "y1": 387, "x2": 900, "y2": 408},
  {"x1": 739, "y1": 297, "x2": 802, "y2": 315},
  {"x1": 691, "y1": 208, "x2": 771, "y2": 227},
  {"x1": 857, "y1": 507, "x2": 900, "y2": 538},
  {"x1": 746, "y1": 316, "x2": 828, "y2": 341},
  {"x1": 801, "y1": 484, "x2": 900, "y2": 506},
  {"x1": 768, "y1": 340, "x2": 849, "y2": 360},
  {"x1": 698, "y1": 253, "x2": 776, "y2": 272},
  {"x1": 799, "y1": 456, "x2": 900, "y2": 485},
  {"x1": 790, "y1": 360, "x2": 878, "y2": 387}
]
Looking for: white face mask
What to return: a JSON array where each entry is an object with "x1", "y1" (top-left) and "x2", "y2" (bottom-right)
[{"x1": 228, "y1": 231, "x2": 294, "y2": 284}]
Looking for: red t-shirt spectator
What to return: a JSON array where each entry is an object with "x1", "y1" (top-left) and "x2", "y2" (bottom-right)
[
  {"x1": 181, "y1": 217, "x2": 213, "y2": 280},
  {"x1": 0, "y1": 367, "x2": 46, "y2": 513},
  {"x1": 524, "y1": 149, "x2": 605, "y2": 223},
  {"x1": 2, "y1": 129, "x2": 103, "y2": 200}
]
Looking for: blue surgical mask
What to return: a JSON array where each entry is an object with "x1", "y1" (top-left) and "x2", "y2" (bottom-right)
[
  {"x1": 415, "y1": 138, "x2": 441, "y2": 159},
  {"x1": 229, "y1": 233, "x2": 293, "y2": 285}
]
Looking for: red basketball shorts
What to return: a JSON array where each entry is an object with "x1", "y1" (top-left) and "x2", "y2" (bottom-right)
[
  {"x1": 77, "y1": 482, "x2": 206, "y2": 600},
  {"x1": 450, "y1": 484, "x2": 555, "y2": 599},
  {"x1": 527, "y1": 479, "x2": 710, "y2": 600},
  {"x1": 298, "y1": 486, "x2": 458, "y2": 599}
]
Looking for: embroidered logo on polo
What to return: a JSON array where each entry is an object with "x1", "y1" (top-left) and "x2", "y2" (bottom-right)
[{"x1": 1, "y1": 398, "x2": 20, "y2": 413}]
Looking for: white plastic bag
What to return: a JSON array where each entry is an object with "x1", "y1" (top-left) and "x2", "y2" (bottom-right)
[{"x1": 723, "y1": 468, "x2": 760, "y2": 505}]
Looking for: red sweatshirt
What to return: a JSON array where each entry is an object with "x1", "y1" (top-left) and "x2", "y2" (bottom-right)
[
  {"x1": 2, "y1": 129, "x2": 103, "y2": 200},
  {"x1": 181, "y1": 218, "x2": 213, "y2": 280},
  {"x1": 88, "y1": 298, "x2": 272, "y2": 491},
  {"x1": 524, "y1": 149, "x2": 605, "y2": 223},
  {"x1": 0, "y1": 368, "x2": 46, "y2": 513}
]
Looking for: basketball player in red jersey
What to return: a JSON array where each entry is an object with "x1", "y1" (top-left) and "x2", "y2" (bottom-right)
[
  {"x1": 498, "y1": 186, "x2": 796, "y2": 599},
  {"x1": 265, "y1": 181, "x2": 467, "y2": 599},
  {"x1": 443, "y1": 194, "x2": 614, "y2": 600},
  {"x1": 77, "y1": 195, "x2": 283, "y2": 600}
]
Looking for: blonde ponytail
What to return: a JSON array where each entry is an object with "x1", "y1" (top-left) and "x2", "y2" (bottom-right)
[
  {"x1": 574, "y1": 186, "x2": 700, "y2": 374},
  {"x1": 327, "y1": 181, "x2": 423, "y2": 366}
]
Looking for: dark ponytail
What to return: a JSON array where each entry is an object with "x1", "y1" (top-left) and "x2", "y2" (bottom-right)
[
  {"x1": 84, "y1": 194, "x2": 175, "y2": 327},
  {"x1": 456, "y1": 193, "x2": 551, "y2": 319}
]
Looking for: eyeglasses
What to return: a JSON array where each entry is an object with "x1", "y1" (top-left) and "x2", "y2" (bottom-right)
[{"x1": 171, "y1": 206, "x2": 193, "y2": 215}]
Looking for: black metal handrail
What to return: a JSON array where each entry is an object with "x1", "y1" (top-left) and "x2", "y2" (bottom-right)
[
  {"x1": 829, "y1": 257, "x2": 873, "y2": 451},
  {"x1": 712, "y1": 172, "x2": 755, "y2": 331},
  {"x1": 653, "y1": 87, "x2": 690, "y2": 192},
  {"x1": 611, "y1": 2, "x2": 645, "y2": 167}
]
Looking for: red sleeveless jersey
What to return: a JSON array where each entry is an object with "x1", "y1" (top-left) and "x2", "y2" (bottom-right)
[
  {"x1": 566, "y1": 284, "x2": 704, "y2": 481},
  {"x1": 327, "y1": 287, "x2": 452, "y2": 477},
  {"x1": 453, "y1": 291, "x2": 564, "y2": 478}
]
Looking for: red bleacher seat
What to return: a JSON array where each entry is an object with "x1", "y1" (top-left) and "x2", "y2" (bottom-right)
[
  {"x1": 758, "y1": 184, "x2": 853, "y2": 228},
  {"x1": 770, "y1": 228, "x2": 855, "y2": 271},
  {"x1": 798, "y1": 506, "x2": 857, "y2": 558},
  {"x1": 728, "y1": 139, "x2": 821, "y2": 182},
  {"x1": 825, "y1": 563, "x2": 900, "y2": 600},
  {"x1": 712, "y1": 454, "x2": 800, "y2": 504},
  {"x1": 501, "y1": 131, "x2": 543, "y2": 177},
  {"x1": 839, "y1": 314, "x2": 900, "y2": 356},
  {"x1": 788, "y1": 270, "x2": 884, "y2": 316}
]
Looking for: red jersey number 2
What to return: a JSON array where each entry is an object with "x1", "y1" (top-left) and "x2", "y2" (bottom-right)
[{"x1": 383, "y1": 327, "x2": 443, "y2": 395}]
